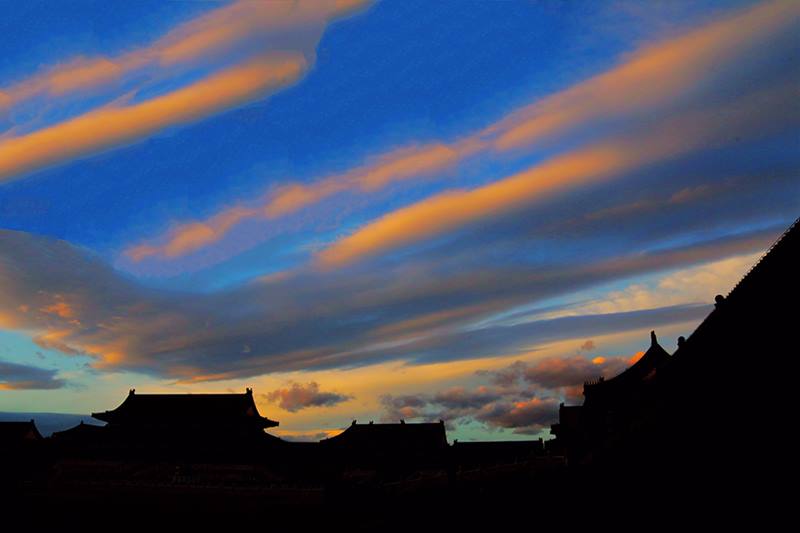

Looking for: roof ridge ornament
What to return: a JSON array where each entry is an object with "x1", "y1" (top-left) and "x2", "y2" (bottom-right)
[{"x1": 650, "y1": 330, "x2": 658, "y2": 347}]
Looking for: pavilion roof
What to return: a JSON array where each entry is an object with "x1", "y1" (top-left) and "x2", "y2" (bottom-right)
[{"x1": 91, "y1": 388, "x2": 278, "y2": 428}]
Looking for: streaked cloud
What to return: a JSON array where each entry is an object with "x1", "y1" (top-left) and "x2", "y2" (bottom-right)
[
  {"x1": 316, "y1": 84, "x2": 798, "y2": 268},
  {"x1": 0, "y1": 360, "x2": 65, "y2": 390},
  {"x1": 0, "y1": 54, "x2": 306, "y2": 182},
  {"x1": 0, "y1": 1, "x2": 371, "y2": 182},
  {"x1": 0, "y1": 0, "x2": 369, "y2": 113},
  {"x1": 122, "y1": 0, "x2": 800, "y2": 264},
  {"x1": 0, "y1": 215, "x2": 780, "y2": 380}
]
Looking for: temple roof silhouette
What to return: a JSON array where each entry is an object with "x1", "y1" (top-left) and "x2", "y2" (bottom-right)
[
  {"x1": 583, "y1": 330, "x2": 670, "y2": 407},
  {"x1": 322, "y1": 420, "x2": 448, "y2": 453},
  {"x1": 51, "y1": 420, "x2": 106, "y2": 441},
  {"x1": 550, "y1": 215, "x2": 800, "y2": 465},
  {"x1": 669, "y1": 216, "x2": 798, "y2": 367},
  {"x1": 0, "y1": 420, "x2": 42, "y2": 443},
  {"x1": 91, "y1": 388, "x2": 278, "y2": 428}
]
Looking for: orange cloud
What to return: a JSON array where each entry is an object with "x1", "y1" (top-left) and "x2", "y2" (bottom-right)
[
  {"x1": 0, "y1": 54, "x2": 306, "y2": 182},
  {"x1": 128, "y1": 139, "x2": 482, "y2": 261},
  {"x1": 629, "y1": 351, "x2": 646, "y2": 365},
  {"x1": 121, "y1": 0, "x2": 799, "y2": 263},
  {"x1": 40, "y1": 301, "x2": 76, "y2": 320},
  {"x1": 486, "y1": 0, "x2": 799, "y2": 152},
  {"x1": 127, "y1": 205, "x2": 259, "y2": 261},
  {"x1": 0, "y1": 0, "x2": 369, "y2": 112},
  {"x1": 316, "y1": 146, "x2": 627, "y2": 268},
  {"x1": 314, "y1": 82, "x2": 797, "y2": 268}
]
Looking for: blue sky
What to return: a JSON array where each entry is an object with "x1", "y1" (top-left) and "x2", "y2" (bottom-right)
[{"x1": 1, "y1": 0, "x2": 798, "y2": 441}]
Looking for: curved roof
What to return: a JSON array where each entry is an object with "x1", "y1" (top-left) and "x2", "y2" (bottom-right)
[
  {"x1": 0, "y1": 420, "x2": 42, "y2": 442},
  {"x1": 321, "y1": 421, "x2": 448, "y2": 452},
  {"x1": 91, "y1": 388, "x2": 278, "y2": 428},
  {"x1": 583, "y1": 331, "x2": 670, "y2": 406}
]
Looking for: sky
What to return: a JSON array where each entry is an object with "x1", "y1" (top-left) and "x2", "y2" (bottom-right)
[{"x1": 0, "y1": 0, "x2": 798, "y2": 442}]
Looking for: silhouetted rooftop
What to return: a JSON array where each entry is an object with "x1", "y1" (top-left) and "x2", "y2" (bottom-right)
[
  {"x1": 0, "y1": 420, "x2": 43, "y2": 443},
  {"x1": 51, "y1": 421, "x2": 106, "y2": 441},
  {"x1": 583, "y1": 330, "x2": 670, "y2": 406},
  {"x1": 91, "y1": 388, "x2": 278, "y2": 428},
  {"x1": 322, "y1": 421, "x2": 448, "y2": 452}
]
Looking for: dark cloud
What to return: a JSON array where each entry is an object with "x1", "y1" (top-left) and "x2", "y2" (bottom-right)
[
  {"x1": 263, "y1": 381, "x2": 352, "y2": 412},
  {"x1": 0, "y1": 219, "x2": 784, "y2": 380},
  {"x1": 380, "y1": 394, "x2": 429, "y2": 421},
  {"x1": 579, "y1": 340, "x2": 596, "y2": 352},
  {"x1": 0, "y1": 360, "x2": 65, "y2": 390},
  {"x1": 473, "y1": 398, "x2": 560, "y2": 435},
  {"x1": 380, "y1": 386, "x2": 560, "y2": 436},
  {"x1": 477, "y1": 355, "x2": 632, "y2": 404},
  {"x1": 523, "y1": 355, "x2": 629, "y2": 389},
  {"x1": 390, "y1": 353, "x2": 644, "y2": 434}
]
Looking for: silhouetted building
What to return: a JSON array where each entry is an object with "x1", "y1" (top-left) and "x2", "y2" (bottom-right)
[
  {"x1": 0, "y1": 420, "x2": 45, "y2": 488},
  {"x1": 550, "y1": 330, "x2": 670, "y2": 463},
  {"x1": 83, "y1": 388, "x2": 280, "y2": 460},
  {"x1": 50, "y1": 420, "x2": 107, "y2": 455},
  {"x1": 550, "y1": 216, "x2": 799, "y2": 485},
  {"x1": 321, "y1": 420, "x2": 449, "y2": 476},
  {"x1": 451, "y1": 439, "x2": 545, "y2": 468},
  {"x1": 52, "y1": 420, "x2": 105, "y2": 440},
  {"x1": 0, "y1": 420, "x2": 42, "y2": 447},
  {"x1": 92, "y1": 387, "x2": 277, "y2": 431}
]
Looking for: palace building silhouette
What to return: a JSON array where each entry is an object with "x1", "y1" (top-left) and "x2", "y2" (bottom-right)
[{"x1": 3, "y1": 216, "x2": 797, "y2": 520}]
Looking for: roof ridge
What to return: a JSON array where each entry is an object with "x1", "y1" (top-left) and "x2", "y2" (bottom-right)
[{"x1": 726, "y1": 216, "x2": 799, "y2": 298}]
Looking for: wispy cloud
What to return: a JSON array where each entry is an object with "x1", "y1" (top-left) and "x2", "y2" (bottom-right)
[
  {"x1": 0, "y1": 360, "x2": 65, "y2": 390},
  {"x1": 0, "y1": 1, "x2": 371, "y2": 182},
  {"x1": 0, "y1": 0, "x2": 369, "y2": 114},
  {"x1": 121, "y1": 0, "x2": 800, "y2": 264},
  {"x1": 0, "y1": 54, "x2": 306, "y2": 182},
  {"x1": 315, "y1": 83, "x2": 798, "y2": 268},
  {"x1": 0, "y1": 215, "x2": 780, "y2": 380}
]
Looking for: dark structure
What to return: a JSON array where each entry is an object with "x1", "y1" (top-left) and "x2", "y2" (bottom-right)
[
  {"x1": 451, "y1": 439, "x2": 545, "y2": 468},
  {"x1": 550, "y1": 330, "x2": 670, "y2": 463},
  {"x1": 0, "y1": 419, "x2": 43, "y2": 446},
  {"x1": 92, "y1": 387, "x2": 278, "y2": 431},
  {"x1": 78, "y1": 388, "x2": 281, "y2": 460},
  {"x1": 9, "y1": 217, "x2": 797, "y2": 523},
  {"x1": 550, "y1": 216, "x2": 799, "y2": 496},
  {"x1": 320, "y1": 420, "x2": 449, "y2": 477},
  {"x1": 0, "y1": 420, "x2": 46, "y2": 488}
]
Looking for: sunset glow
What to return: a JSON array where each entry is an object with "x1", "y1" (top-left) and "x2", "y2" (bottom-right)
[{"x1": 1, "y1": 0, "x2": 797, "y2": 442}]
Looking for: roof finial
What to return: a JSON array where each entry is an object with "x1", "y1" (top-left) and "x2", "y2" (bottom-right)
[
  {"x1": 650, "y1": 330, "x2": 658, "y2": 347},
  {"x1": 246, "y1": 387, "x2": 252, "y2": 395},
  {"x1": 129, "y1": 388, "x2": 135, "y2": 396}
]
